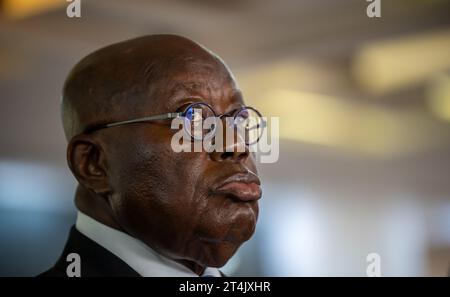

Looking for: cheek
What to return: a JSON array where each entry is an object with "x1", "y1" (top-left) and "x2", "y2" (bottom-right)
[
  {"x1": 105, "y1": 132, "x2": 206, "y2": 250},
  {"x1": 107, "y1": 128, "x2": 185, "y2": 204}
]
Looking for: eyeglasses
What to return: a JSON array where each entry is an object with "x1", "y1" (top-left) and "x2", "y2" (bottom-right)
[{"x1": 85, "y1": 102, "x2": 266, "y2": 145}]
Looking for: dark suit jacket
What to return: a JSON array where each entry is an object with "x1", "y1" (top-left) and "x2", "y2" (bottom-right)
[
  {"x1": 39, "y1": 226, "x2": 225, "y2": 277},
  {"x1": 39, "y1": 226, "x2": 140, "y2": 277}
]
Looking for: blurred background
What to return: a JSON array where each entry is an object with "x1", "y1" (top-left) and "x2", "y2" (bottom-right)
[{"x1": 1, "y1": 0, "x2": 450, "y2": 276}]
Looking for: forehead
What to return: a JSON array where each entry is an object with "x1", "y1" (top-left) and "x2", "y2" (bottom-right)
[{"x1": 150, "y1": 58, "x2": 244, "y2": 113}]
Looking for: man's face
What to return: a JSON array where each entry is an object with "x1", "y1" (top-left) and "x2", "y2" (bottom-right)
[{"x1": 100, "y1": 58, "x2": 261, "y2": 267}]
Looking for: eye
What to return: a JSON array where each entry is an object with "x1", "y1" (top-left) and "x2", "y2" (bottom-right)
[
  {"x1": 185, "y1": 106, "x2": 199, "y2": 121},
  {"x1": 181, "y1": 102, "x2": 217, "y2": 141},
  {"x1": 183, "y1": 102, "x2": 216, "y2": 120}
]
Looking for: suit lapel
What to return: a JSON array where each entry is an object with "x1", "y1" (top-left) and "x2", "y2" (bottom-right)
[{"x1": 52, "y1": 226, "x2": 141, "y2": 277}]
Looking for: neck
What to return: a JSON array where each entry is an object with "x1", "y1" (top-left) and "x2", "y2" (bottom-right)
[
  {"x1": 75, "y1": 185, "x2": 122, "y2": 230},
  {"x1": 75, "y1": 185, "x2": 206, "y2": 276}
]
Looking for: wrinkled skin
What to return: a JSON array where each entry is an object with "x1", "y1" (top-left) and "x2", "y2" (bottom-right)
[{"x1": 63, "y1": 35, "x2": 262, "y2": 275}]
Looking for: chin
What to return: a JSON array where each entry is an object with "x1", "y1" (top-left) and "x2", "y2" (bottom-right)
[
  {"x1": 196, "y1": 226, "x2": 256, "y2": 268},
  {"x1": 228, "y1": 213, "x2": 258, "y2": 242}
]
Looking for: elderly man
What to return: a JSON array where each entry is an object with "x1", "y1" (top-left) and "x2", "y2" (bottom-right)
[{"x1": 40, "y1": 35, "x2": 264, "y2": 277}]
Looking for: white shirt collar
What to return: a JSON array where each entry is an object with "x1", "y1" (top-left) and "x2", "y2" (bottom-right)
[{"x1": 75, "y1": 211, "x2": 222, "y2": 277}]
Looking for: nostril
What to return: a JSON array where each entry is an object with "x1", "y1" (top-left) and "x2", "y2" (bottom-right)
[
  {"x1": 218, "y1": 150, "x2": 249, "y2": 161},
  {"x1": 220, "y1": 151, "x2": 234, "y2": 160}
]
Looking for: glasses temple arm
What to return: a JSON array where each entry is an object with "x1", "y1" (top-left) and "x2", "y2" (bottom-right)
[{"x1": 105, "y1": 112, "x2": 181, "y2": 128}]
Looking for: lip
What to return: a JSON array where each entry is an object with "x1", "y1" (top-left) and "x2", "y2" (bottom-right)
[{"x1": 214, "y1": 173, "x2": 262, "y2": 202}]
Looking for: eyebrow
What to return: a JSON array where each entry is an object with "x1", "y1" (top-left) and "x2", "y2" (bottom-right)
[{"x1": 167, "y1": 81, "x2": 244, "y2": 110}]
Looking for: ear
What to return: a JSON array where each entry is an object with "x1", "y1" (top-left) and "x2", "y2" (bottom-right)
[{"x1": 67, "y1": 135, "x2": 110, "y2": 196}]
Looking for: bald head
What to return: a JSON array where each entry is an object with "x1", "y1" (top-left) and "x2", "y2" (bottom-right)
[{"x1": 61, "y1": 34, "x2": 234, "y2": 140}]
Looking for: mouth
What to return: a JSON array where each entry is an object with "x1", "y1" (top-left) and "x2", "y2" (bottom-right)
[{"x1": 213, "y1": 173, "x2": 262, "y2": 202}]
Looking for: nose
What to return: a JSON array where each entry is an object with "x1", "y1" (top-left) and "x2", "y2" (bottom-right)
[{"x1": 209, "y1": 117, "x2": 249, "y2": 162}]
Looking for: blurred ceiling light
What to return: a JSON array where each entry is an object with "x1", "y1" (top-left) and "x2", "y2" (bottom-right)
[
  {"x1": 246, "y1": 88, "x2": 448, "y2": 157},
  {"x1": 239, "y1": 60, "x2": 344, "y2": 93},
  {"x1": 2, "y1": 0, "x2": 64, "y2": 19},
  {"x1": 426, "y1": 74, "x2": 450, "y2": 122},
  {"x1": 352, "y1": 30, "x2": 450, "y2": 95}
]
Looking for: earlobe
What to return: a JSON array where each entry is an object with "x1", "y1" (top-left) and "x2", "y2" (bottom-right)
[{"x1": 67, "y1": 135, "x2": 110, "y2": 195}]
